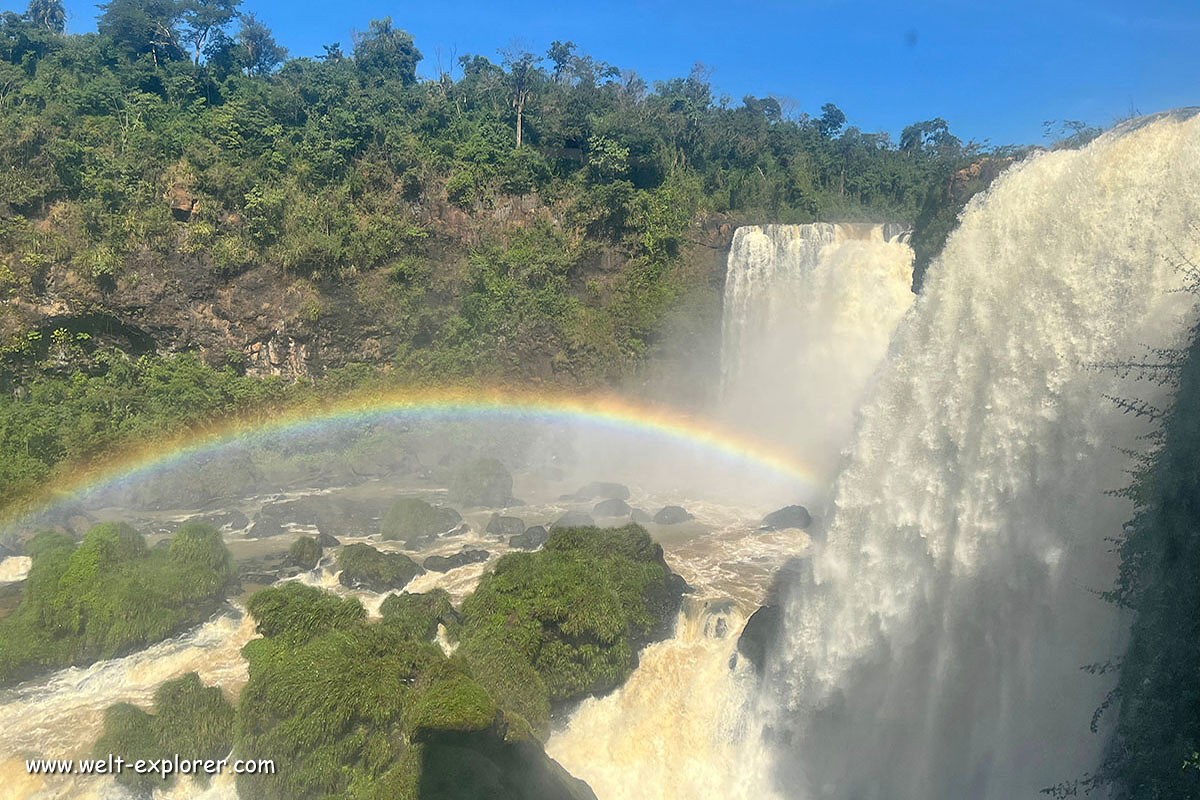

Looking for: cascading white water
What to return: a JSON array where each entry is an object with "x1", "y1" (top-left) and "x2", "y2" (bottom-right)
[
  {"x1": 545, "y1": 227, "x2": 919, "y2": 799},
  {"x1": 761, "y1": 111, "x2": 1200, "y2": 799},
  {"x1": 720, "y1": 223, "x2": 915, "y2": 483}
]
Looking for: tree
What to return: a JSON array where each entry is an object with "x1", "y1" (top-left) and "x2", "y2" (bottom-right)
[
  {"x1": 179, "y1": 0, "x2": 239, "y2": 65},
  {"x1": 235, "y1": 12, "x2": 284, "y2": 76},
  {"x1": 352, "y1": 17, "x2": 421, "y2": 85},
  {"x1": 501, "y1": 47, "x2": 540, "y2": 149},
  {"x1": 97, "y1": 0, "x2": 184, "y2": 65},
  {"x1": 900, "y1": 118, "x2": 960, "y2": 155},
  {"x1": 547, "y1": 39, "x2": 574, "y2": 84},
  {"x1": 818, "y1": 102, "x2": 845, "y2": 138},
  {"x1": 320, "y1": 41, "x2": 344, "y2": 63},
  {"x1": 24, "y1": 0, "x2": 65, "y2": 34}
]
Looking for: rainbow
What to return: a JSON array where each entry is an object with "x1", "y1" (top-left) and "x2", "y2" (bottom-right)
[{"x1": 4, "y1": 388, "x2": 819, "y2": 529}]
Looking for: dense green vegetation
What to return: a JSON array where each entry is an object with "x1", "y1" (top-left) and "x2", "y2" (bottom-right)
[
  {"x1": 0, "y1": 0, "x2": 993, "y2": 520},
  {"x1": 1066, "y1": 326, "x2": 1200, "y2": 798},
  {"x1": 0, "y1": 352, "x2": 287, "y2": 511},
  {"x1": 0, "y1": 520, "x2": 234, "y2": 685},
  {"x1": 228, "y1": 525, "x2": 675, "y2": 799},
  {"x1": 81, "y1": 525, "x2": 679, "y2": 798},
  {"x1": 94, "y1": 671, "x2": 236, "y2": 794},
  {"x1": 458, "y1": 524, "x2": 683, "y2": 736}
]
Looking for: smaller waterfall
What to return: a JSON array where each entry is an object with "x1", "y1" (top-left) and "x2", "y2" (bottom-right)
[
  {"x1": 720, "y1": 223, "x2": 914, "y2": 483},
  {"x1": 546, "y1": 600, "x2": 777, "y2": 800}
]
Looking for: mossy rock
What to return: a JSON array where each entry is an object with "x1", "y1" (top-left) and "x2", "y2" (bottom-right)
[
  {"x1": 486, "y1": 513, "x2": 526, "y2": 537},
  {"x1": 449, "y1": 458, "x2": 514, "y2": 508},
  {"x1": 380, "y1": 588, "x2": 461, "y2": 641},
  {"x1": 424, "y1": 549, "x2": 490, "y2": 573},
  {"x1": 287, "y1": 536, "x2": 322, "y2": 569},
  {"x1": 338, "y1": 543, "x2": 424, "y2": 593},
  {"x1": 94, "y1": 672, "x2": 234, "y2": 794},
  {"x1": 459, "y1": 524, "x2": 685, "y2": 736},
  {"x1": 509, "y1": 526, "x2": 549, "y2": 551},
  {"x1": 234, "y1": 584, "x2": 593, "y2": 800},
  {"x1": 0, "y1": 522, "x2": 235, "y2": 687},
  {"x1": 381, "y1": 497, "x2": 463, "y2": 547}
]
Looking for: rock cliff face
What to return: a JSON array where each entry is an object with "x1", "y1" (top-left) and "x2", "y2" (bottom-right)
[{"x1": 2, "y1": 198, "x2": 738, "y2": 385}]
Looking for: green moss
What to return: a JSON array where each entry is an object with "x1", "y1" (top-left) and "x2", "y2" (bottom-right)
[
  {"x1": 458, "y1": 524, "x2": 682, "y2": 737},
  {"x1": 245, "y1": 582, "x2": 365, "y2": 642},
  {"x1": 237, "y1": 587, "x2": 463, "y2": 800},
  {"x1": 0, "y1": 522, "x2": 235, "y2": 686},
  {"x1": 338, "y1": 543, "x2": 424, "y2": 593},
  {"x1": 94, "y1": 672, "x2": 235, "y2": 794},
  {"x1": 288, "y1": 536, "x2": 322, "y2": 569},
  {"x1": 379, "y1": 588, "x2": 460, "y2": 642},
  {"x1": 379, "y1": 498, "x2": 462, "y2": 547}
]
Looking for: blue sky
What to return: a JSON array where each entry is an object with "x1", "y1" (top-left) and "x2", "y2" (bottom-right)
[{"x1": 47, "y1": 0, "x2": 1200, "y2": 146}]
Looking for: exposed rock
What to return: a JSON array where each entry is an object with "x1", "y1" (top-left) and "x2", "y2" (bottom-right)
[
  {"x1": 423, "y1": 549, "x2": 490, "y2": 573},
  {"x1": 568, "y1": 481, "x2": 630, "y2": 502},
  {"x1": 338, "y1": 543, "x2": 424, "y2": 593},
  {"x1": 246, "y1": 514, "x2": 287, "y2": 538},
  {"x1": 509, "y1": 526, "x2": 549, "y2": 551},
  {"x1": 167, "y1": 183, "x2": 196, "y2": 222},
  {"x1": 237, "y1": 553, "x2": 303, "y2": 586},
  {"x1": 316, "y1": 531, "x2": 341, "y2": 549},
  {"x1": 551, "y1": 511, "x2": 595, "y2": 530},
  {"x1": 653, "y1": 506, "x2": 693, "y2": 525},
  {"x1": 244, "y1": 334, "x2": 311, "y2": 379},
  {"x1": 486, "y1": 513, "x2": 526, "y2": 537},
  {"x1": 419, "y1": 730, "x2": 598, "y2": 800},
  {"x1": 449, "y1": 458, "x2": 515, "y2": 507},
  {"x1": 630, "y1": 508, "x2": 653, "y2": 525},
  {"x1": 593, "y1": 498, "x2": 632, "y2": 517},
  {"x1": 735, "y1": 605, "x2": 783, "y2": 675},
  {"x1": 380, "y1": 498, "x2": 463, "y2": 547},
  {"x1": 760, "y1": 505, "x2": 812, "y2": 531}
]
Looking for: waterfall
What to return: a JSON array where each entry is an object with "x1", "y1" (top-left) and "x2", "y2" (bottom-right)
[
  {"x1": 760, "y1": 111, "x2": 1200, "y2": 799},
  {"x1": 720, "y1": 223, "x2": 915, "y2": 482}
]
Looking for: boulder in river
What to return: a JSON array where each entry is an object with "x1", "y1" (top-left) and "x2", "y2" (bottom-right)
[
  {"x1": 551, "y1": 511, "x2": 596, "y2": 530},
  {"x1": 338, "y1": 543, "x2": 424, "y2": 593},
  {"x1": 593, "y1": 498, "x2": 632, "y2": 517},
  {"x1": 380, "y1": 498, "x2": 463, "y2": 547},
  {"x1": 653, "y1": 506, "x2": 694, "y2": 525},
  {"x1": 316, "y1": 531, "x2": 341, "y2": 549},
  {"x1": 760, "y1": 505, "x2": 812, "y2": 531},
  {"x1": 509, "y1": 526, "x2": 549, "y2": 551},
  {"x1": 568, "y1": 481, "x2": 631, "y2": 502},
  {"x1": 735, "y1": 605, "x2": 783, "y2": 675},
  {"x1": 630, "y1": 508, "x2": 653, "y2": 525},
  {"x1": 423, "y1": 549, "x2": 490, "y2": 573},
  {"x1": 486, "y1": 513, "x2": 526, "y2": 537},
  {"x1": 449, "y1": 458, "x2": 516, "y2": 507},
  {"x1": 286, "y1": 536, "x2": 322, "y2": 569}
]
